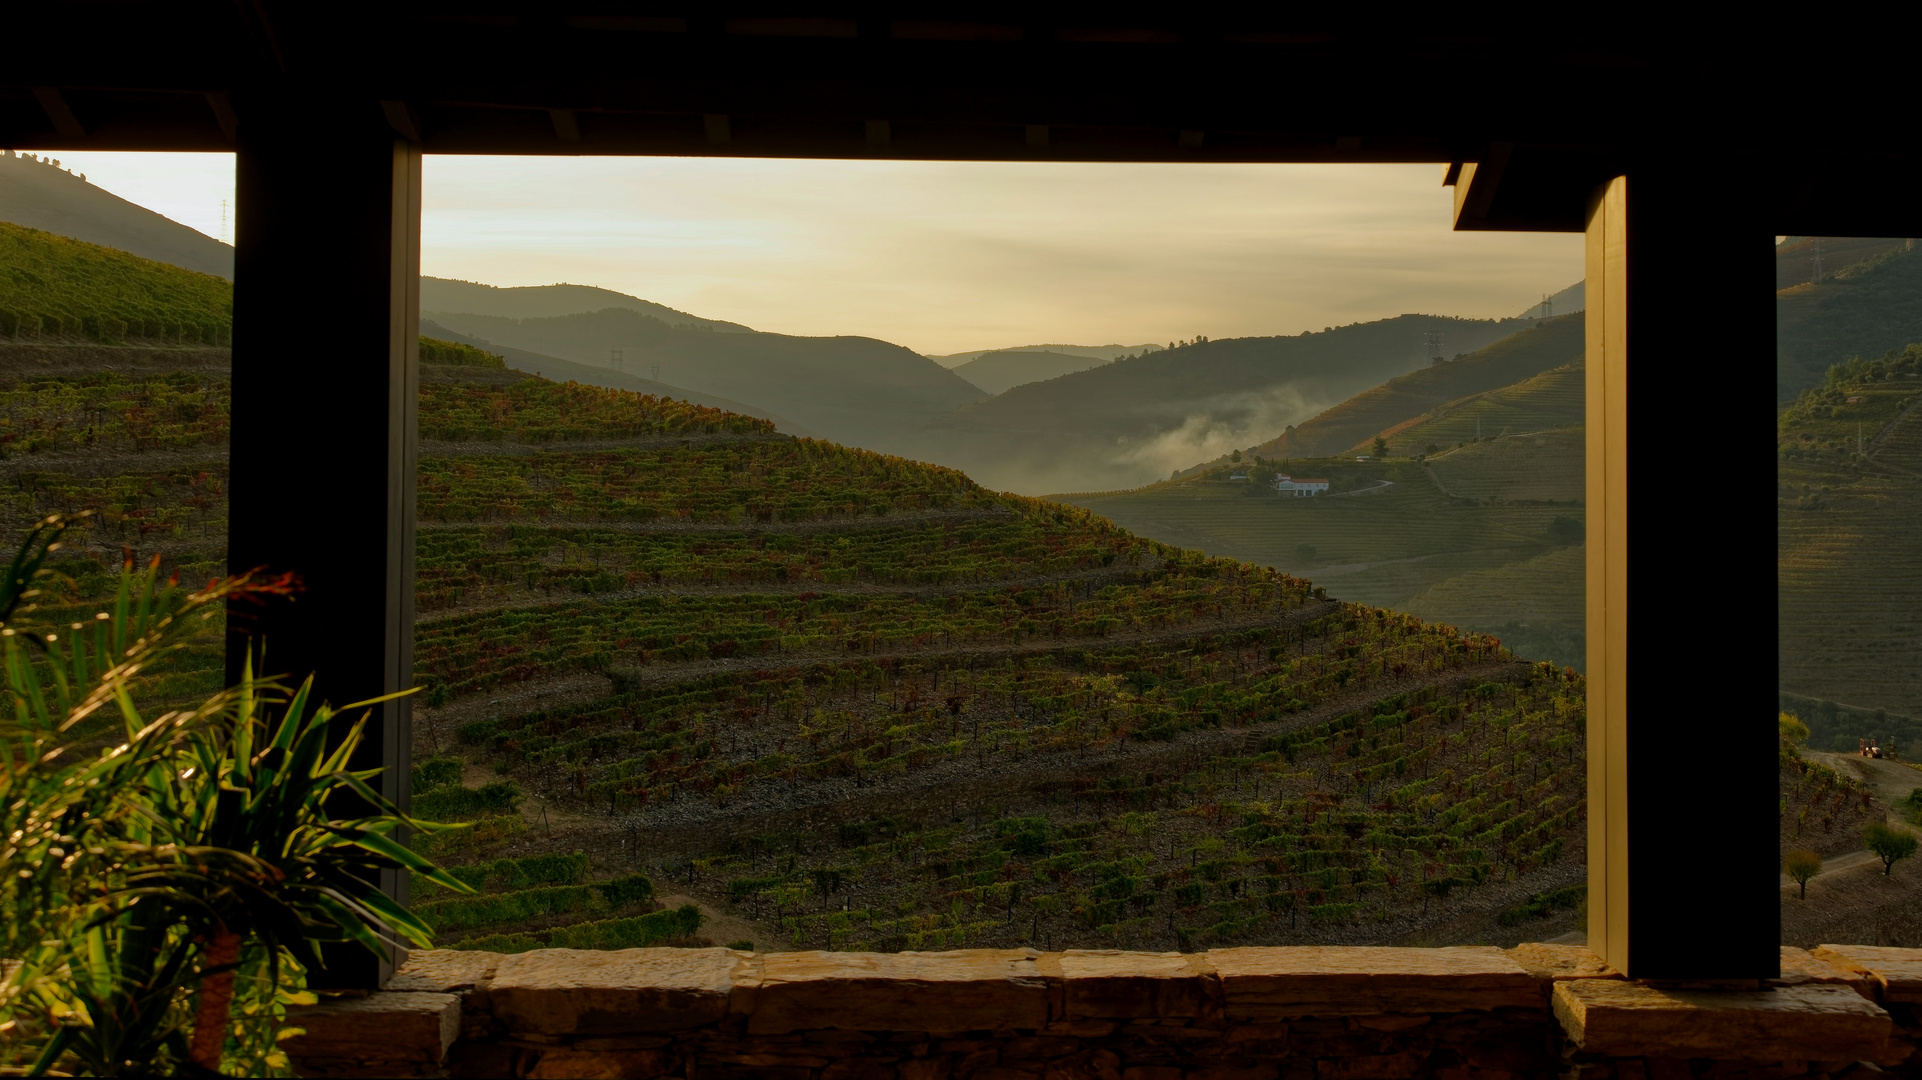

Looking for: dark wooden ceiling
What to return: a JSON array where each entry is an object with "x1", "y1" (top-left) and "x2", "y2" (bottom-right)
[{"x1": 0, "y1": 7, "x2": 1910, "y2": 233}]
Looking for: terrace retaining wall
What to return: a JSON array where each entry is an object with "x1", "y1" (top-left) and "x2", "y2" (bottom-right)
[{"x1": 283, "y1": 943, "x2": 1922, "y2": 1080}]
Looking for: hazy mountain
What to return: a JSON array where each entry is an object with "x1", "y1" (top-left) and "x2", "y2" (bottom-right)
[
  {"x1": 951, "y1": 349, "x2": 1115, "y2": 395},
  {"x1": 419, "y1": 319, "x2": 808, "y2": 434},
  {"x1": 899, "y1": 315, "x2": 1531, "y2": 495},
  {"x1": 421, "y1": 277, "x2": 752, "y2": 332},
  {"x1": 927, "y1": 342, "x2": 1162, "y2": 368},
  {"x1": 1777, "y1": 236, "x2": 1912, "y2": 291},
  {"x1": 1778, "y1": 239, "x2": 1922, "y2": 400},
  {"x1": 0, "y1": 151, "x2": 232, "y2": 278},
  {"x1": 1247, "y1": 314, "x2": 1585, "y2": 460},
  {"x1": 423, "y1": 307, "x2": 983, "y2": 448},
  {"x1": 1516, "y1": 280, "x2": 1584, "y2": 320}
]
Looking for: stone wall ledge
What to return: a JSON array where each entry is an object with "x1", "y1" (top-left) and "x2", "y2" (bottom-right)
[{"x1": 281, "y1": 943, "x2": 1922, "y2": 1079}]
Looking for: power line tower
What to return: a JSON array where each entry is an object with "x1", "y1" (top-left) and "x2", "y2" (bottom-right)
[
  {"x1": 220, "y1": 199, "x2": 228, "y2": 245},
  {"x1": 1541, "y1": 292, "x2": 1553, "y2": 318},
  {"x1": 609, "y1": 348, "x2": 625, "y2": 372},
  {"x1": 1811, "y1": 237, "x2": 1825, "y2": 283},
  {"x1": 1424, "y1": 330, "x2": 1445, "y2": 364}
]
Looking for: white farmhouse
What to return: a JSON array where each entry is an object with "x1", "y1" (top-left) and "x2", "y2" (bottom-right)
[{"x1": 1274, "y1": 473, "x2": 1330, "y2": 497}]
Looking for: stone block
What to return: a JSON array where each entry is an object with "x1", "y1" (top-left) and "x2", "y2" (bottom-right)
[
  {"x1": 488, "y1": 947, "x2": 739, "y2": 1035},
  {"x1": 1778, "y1": 947, "x2": 1875, "y2": 999},
  {"x1": 1813, "y1": 945, "x2": 1922, "y2": 1004},
  {"x1": 523, "y1": 1047, "x2": 669, "y2": 1079},
  {"x1": 1192, "y1": 1067, "x2": 1281, "y2": 1080},
  {"x1": 389, "y1": 948, "x2": 502, "y2": 992},
  {"x1": 1505, "y1": 943, "x2": 1622, "y2": 983},
  {"x1": 901, "y1": 1058, "x2": 956, "y2": 1080},
  {"x1": 746, "y1": 950, "x2": 1051, "y2": 1035},
  {"x1": 1122, "y1": 1068, "x2": 1184, "y2": 1080},
  {"x1": 823, "y1": 1063, "x2": 907, "y2": 1080},
  {"x1": 1314, "y1": 1051, "x2": 1425, "y2": 1079},
  {"x1": 1552, "y1": 979, "x2": 1892, "y2": 1062},
  {"x1": 282, "y1": 991, "x2": 460, "y2": 1078},
  {"x1": 1043, "y1": 1048, "x2": 1121, "y2": 1080},
  {"x1": 1061, "y1": 950, "x2": 1213, "y2": 1020},
  {"x1": 1208, "y1": 946, "x2": 1540, "y2": 1018}
]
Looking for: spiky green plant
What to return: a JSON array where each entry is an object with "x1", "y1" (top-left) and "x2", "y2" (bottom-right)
[{"x1": 0, "y1": 515, "x2": 471, "y2": 1076}]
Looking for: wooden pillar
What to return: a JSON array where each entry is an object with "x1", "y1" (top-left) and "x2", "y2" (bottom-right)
[
  {"x1": 1584, "y1": 171, "x2": 1778, "y2": 979},
  {"x1": 228, "y1": 103, "x2": 421, "y2": 988}
]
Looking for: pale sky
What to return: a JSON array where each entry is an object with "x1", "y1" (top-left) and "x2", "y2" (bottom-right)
[{"x1": 39, "y1": 151, "x2": 1582, "y2": 356}]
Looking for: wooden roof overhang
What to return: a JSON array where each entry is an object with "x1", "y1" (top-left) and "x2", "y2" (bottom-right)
[{"x1": 5, "y1": 5, "x2": 1912, "y2": 986}]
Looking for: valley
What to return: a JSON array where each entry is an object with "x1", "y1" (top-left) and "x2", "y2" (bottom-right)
[{"x1": 0, "y1": 221, "x2": 1598, "y2": 957}]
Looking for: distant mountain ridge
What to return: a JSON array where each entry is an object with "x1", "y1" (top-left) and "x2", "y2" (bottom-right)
[
  {"x1": 927, "y1": 342, "x2": 1162, "y2": 368},
  {"x1": 421, "y1": 277, "x2": 752, "y2": 333},
  {"x1": 899, "y1": 314, "x2": 1534, "y2": 494},
  {"x1": 1516, "y1": 281, "x2": 1583, "y2": 320},
  {"x1": 951, "y1": 349, "x2": 1115, "y2": 395},
  {"x1": 0, "y1": 151, "x2": 233, "y2": 278},
  {"x1": 418, "y1": 318, "x2": 809, "y2": 434},
  {"x1": 1778, "y1": 239, "x2": 1922, "y2": 400},
  {"x1": 423, "y1": 306, "x2": 983, "y2": 450}
]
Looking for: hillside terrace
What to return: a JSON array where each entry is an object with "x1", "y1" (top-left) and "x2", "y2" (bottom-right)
[{"x1": 5, "y1": 5, "x2": 1913, "y2": 1076}]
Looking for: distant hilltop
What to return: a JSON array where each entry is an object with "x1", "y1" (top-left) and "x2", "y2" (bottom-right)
[
  {"x1": 0, "y1": 150, "x2": 233, "y2": 278},
  {"x1": 926, "y1": 342, "x2": 1163, "y2": 368}
]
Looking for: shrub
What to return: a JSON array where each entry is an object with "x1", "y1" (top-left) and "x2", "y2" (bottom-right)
[
  {"x1": 595, "y1": 873, "x2": 656, "y2": 908},
  {"x1": 412, "y1": 756, "x2": 464, "y2": 791},
  {"x1": 412, "y1": 780, "x2": 524, "y2": 819}
]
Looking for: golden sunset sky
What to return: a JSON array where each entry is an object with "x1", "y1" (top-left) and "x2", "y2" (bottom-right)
[{"x1": 38, "y1": 152, "x2": 1581, "y2": 356}]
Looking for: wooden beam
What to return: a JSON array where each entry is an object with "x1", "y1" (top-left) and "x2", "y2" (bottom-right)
[
  {"x1": 31, "y1": 86, "x2": 84, "y2": 138},
  {"x1": 1451, "y1": 143, "x2": 1513, "y2": 228},
  {"x1": 206, "y1": 92, "x2": 239, "y2": 143},
  {"x1": 1582, "y1": 168, "x2": 1778, "y2": 979},
  {"x1": 229, "y1": 105, "x2": 421, "y2": 989},
  {"x1": 382, "y1": 100, "x2": 423, "y2": 142}
]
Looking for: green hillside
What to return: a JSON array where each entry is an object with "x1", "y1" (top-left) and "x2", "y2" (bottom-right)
[
  {"x1": 0, "y1": 221, "x2": 231, "y2": 343},
  {"x1": 421, "y1": 318, "x2": 808, "y2": 432},
  {"x1": 7, "y1": 225, "x2": 1595, "y2": 955},
  {"x1": 422, "y1": 306, "x2": 984, "y2": 449},
  {"x1": 1778, "y1": 343, "x2": 1922, "y2": 721},
  {"x1": 1253, "y1": 315, "x2": 1583, "y2": 460},
  {"x1": 1063, "y1": 350, "x2": 1587, "y2": 670},
  {"x1": 422, "y1": 276, "x2": 753, "y2": 332},
  {"x1": 1385, "y1": 361, "x2": 1584, "y2": 460},
  {"x1": 0, "y1": 152, "x2": 233, "y2": 278},
  {"x1": 951, "y1": 348, "x2": 1113, "y2": 395},
  {"x1": 1777, "y1": 236, "x2": 1911, "y2": 291},
  {"x1": 904, "y1": 315, "x2": 1534, "y2": 495},
  {"x1": 1777, "y1": 240, "x2": 1922, "y2": 400}
]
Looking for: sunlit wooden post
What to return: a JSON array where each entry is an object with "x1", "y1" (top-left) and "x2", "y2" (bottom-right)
[
  {"x1": 228, "y1": 101, "x2": 421, "y2": 988},
  {"x1": 1583, "y1": 172, "x2": 1778, "y2": 978}
]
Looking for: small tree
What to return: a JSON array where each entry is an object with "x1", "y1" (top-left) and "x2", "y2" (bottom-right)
[
  {"x1": 1865, "y1": 823, "x2": 1919, "y2": 876},
  {"x1": 1372, "y1": 436, "x2": 1389, "y2": 458},
  {"x1": 1231, "y1": 449, "x2": 1242, "y2": 463},
  {"x1": 1783, "y1": 849, "x2": 1822, "y2": 898}
]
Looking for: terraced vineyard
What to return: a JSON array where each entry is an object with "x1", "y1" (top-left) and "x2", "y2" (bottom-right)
[
  {"x1": 644, "y1": 664, "x2": 1585, "y2": 952},
  {"x1": 5, "y1": 224, "x2": 1595, "y2": 954},
  {"x1": 1065, "y1": 441, "x2": 1583, "y2": 669},
  {"x1": 1778, "y1": 344, "x2": 1922, "y2": 723}
]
